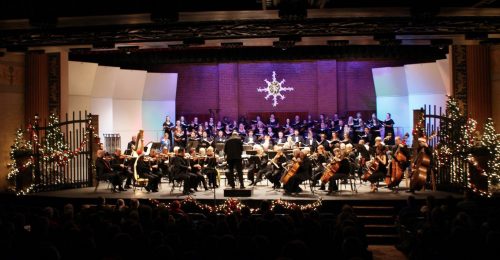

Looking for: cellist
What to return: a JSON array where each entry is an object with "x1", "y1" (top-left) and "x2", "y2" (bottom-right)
[
  {"x1": 326, "y1": 148, "x2": 351, "y2": 195},
  {"x1": 367, "y1": 145, "x2": 388, "y2": 192},
  {"x1": 283, "y1": 149, "x2": 312, "y2": 195}
]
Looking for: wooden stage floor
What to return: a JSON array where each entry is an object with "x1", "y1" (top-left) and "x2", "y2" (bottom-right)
[{"x1": 29, "y1": 179, "x2": 461, "y2": 202}]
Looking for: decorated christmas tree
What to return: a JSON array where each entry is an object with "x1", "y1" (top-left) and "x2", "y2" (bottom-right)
[
  {"x1": 481, "y1": 118, "x2": 500, "y2": 187},
  {"x1": 42, "y1": 114, "x2": 70, "y2": 164}
]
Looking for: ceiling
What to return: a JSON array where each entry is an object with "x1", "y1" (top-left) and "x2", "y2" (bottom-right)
[{"x1": 0, "y1": 0, "x2": 499, "y2": 58}]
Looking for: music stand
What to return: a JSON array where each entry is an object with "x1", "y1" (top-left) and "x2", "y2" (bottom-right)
[
  {"x1": 151, "y1": 142, "x2": 161, "y2": 151},
  {"x1": 267, "y1": 151, "x2": 277, "y2": 159},
  {"x1": 246, "y1": 150, "x2": 257, "y2": 156}
]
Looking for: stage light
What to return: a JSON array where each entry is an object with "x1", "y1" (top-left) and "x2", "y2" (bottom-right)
[
  {"x1": 327, "y1": 40, "x2": 349, "y2": 47},
  {"x1": 278, "y1": 0, "x2": 308, "y2": 20}
]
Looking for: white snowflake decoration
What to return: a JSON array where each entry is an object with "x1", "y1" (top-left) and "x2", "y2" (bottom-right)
[{"x1": 257, "y1": 71, "x2": 294, "y2": 107}]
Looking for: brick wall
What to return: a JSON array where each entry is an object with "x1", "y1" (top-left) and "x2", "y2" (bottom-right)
[{"x1": 155, "y1": 59, "x2": 412, "y2": 121}]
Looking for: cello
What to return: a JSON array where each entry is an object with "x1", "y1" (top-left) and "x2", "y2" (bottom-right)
[
  {"x1": 320, "y1": 160, "x2": 340, "y2": 184},
  {"x1": 362, "y1": 157, "x2": 379, "y2": 182},
  {"x1": 280, "y1": 160, "x2": 301, "y2": 185}
]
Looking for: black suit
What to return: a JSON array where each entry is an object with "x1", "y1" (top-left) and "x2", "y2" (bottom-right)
[
  {"x1": 284, "y1": 157, "x2": 312, "y2": 193},
  {"x1": 291, "y1": 135, "x2": 304, "y2": 146},
  {"x1": 224, "y1": 135, "x2": 244, "y2": 188},
  {"x1": 96, "y1": 157, "x2": 121, "y2": 188}
]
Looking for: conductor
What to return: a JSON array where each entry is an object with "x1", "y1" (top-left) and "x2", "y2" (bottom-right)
[{"x1": 224, "y1": 131, "x2": 245, "y2": 189}]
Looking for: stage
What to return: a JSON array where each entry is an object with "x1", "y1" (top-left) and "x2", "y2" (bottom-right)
[{"x1": 28, "y1": 178, "x2": 460, "y2": 202}]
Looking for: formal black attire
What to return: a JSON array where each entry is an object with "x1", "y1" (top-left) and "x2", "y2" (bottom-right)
[
  {"x1": 202, "y1": 155, "x2": 218, "y2": 188},
  {"x1": 170, "y1": 155, "x2": 196, "y2": 195},
  {"x1": 265, "y1": 154, "x2": 287, "y2": 189},
  {"x1": 110, "y1": 155, "x2": 133, "y2": 188},
  {"x1": 247, "y1": 154, "x2": 268, "y2": 185},
  {"x1": 136, "y1": 158, "x2": 161, "y2": 192},
  {"x1": 224, "y1": 135, "x2": 245, "y2": 188},
  {"x1": 328, "y1": 158, "x2": 351, "y2": 192},
  {"x1": 383, "y1": 119, "x2": 395, "y2": 145},
  {"x1": 367, "y1": 156, "x2": 388, "y2": 184},
  {"x1": 291, "y1": 135, "x2": 305, "y2": 147},
  {"x1": 96, "y1": 157, "x2": 121, "y2": 191},
  {"x1": 283, "y1": 157, "x2": 312, "y2": 193},
  {"x1": 311, "y1": 153, "x2": 328, "y2": 186}
]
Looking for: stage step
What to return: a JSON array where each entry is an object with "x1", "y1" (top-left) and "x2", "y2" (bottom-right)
[{"x1": 354, "y1": 205, "x2": 398, "y2": 245}]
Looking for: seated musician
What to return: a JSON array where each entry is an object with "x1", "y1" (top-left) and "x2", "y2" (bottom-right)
[
  {"x1": 244, "y1": 130, "x2": 256, "y2": 145},
  {"x1": 291, "y1": 128, "x2": 304, "y2": 146},
  {"x1": 317, "y1": 133, "x2": 329, "y2": 152},
  {"x1": 188, "y1": 148, "x2": 209, "y2": 191},
  {"x1": 110, "y1": 148, "x2": 133, "y2": 189},
  {"x1": 202, "y1": 147, "x2": 219, "y2": 188},
  {"x1": 360, "y1": 127, "x2": 374, "y2": 147},
  {"x1": 367, "y1": 145, "x2": 388, "y2": 192},
  {"x1": 95, "y1": 150, "x2": 123, "y2": 192},
  {"x1": 215, "y1": 130, "x2": 227, "y2": 143},
  {"x1": 135, "y1": 155, "x2": 161, "y2": 192},
  {"x1": 265, "y1": 146, "x2": 287, "y2": 189},
  {"x1": 327, "y1": 148, "x2": 351, "y2": 194},
  {"x1": 160, "y1": 132, "x2": 172, "y2": 152},
  {"x1": 159, "y1": 147, "x2": 173, "y2": 182},
  {"x1": 283, "y1": 149, "x2": 312, "y2": 194},
  {"x1": 311, "y1": 145, "x2": 329, "y2": 188},
  {"x1": 170, "y1": 147, "x2": 196, "y2": 195},
  {"x1": 261, "y1": 134, "x2": 274, "y2": 152},
  {"x1": 304, "y1": 130, "x2": 317, "y2": 152},
  {"x1": 247, "y1": 145, "x2": 268, "y2": 186},
  {"x1": 274, "y1": 131, "x2": 287, "y2": 145},
  {"x1": 198, "y1": 131, "x2": 213, "y2": 150}
]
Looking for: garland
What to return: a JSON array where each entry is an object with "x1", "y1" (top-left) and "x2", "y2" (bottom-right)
[{"x1": 149, "y1": 196, "x2": 323, "y2": 215}]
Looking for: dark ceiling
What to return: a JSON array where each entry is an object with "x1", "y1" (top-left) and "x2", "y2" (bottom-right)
[{"x1": 0, "y1": 0, "x2": 499, "y2": 64}]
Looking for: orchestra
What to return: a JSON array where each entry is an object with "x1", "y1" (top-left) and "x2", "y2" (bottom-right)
[{"x1": 94, "y1": 112, "x2": 435, "y2": 197}]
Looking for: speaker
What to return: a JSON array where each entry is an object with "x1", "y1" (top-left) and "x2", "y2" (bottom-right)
[{"x1": 223, "y1": 188, "x2": 253, "y2": 197}]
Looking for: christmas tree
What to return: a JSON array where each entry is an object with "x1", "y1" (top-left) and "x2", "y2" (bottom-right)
[
  {"x1": 42, "y1": 114, "x2": 69, "y2": 164},
  {"x1": 481, "y1": 118, "x2": 500, "y2": 187}
]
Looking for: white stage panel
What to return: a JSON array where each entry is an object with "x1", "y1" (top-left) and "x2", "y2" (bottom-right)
[
  {"x1": 142, "y1": 100, "x2": 174, "y2": 142},
  {"x1": 92, "y1": 66, "x2": 119, "y2": 98},
  {"x1": 90, "y1": 98, "x2": 113, "y2": 138},
  {"x1": 372, "y1": 66, "x2": 408, "y2": 97},
  {"x1": 113, "y1": 100, "x2": 142, "y2": 151},
  {"x1": 143, "y1": 72, "x2": 178, "y2": 101},
  {"x1": 114, "y1": 69, "x2": 147, "y2": 99},
  {"x1": 68, "y1": 95, "x2": 91, "y2": 116},
  {"x1": 68, "y1": 61, "x2": 98, "y2": 96},
  {"x1": 404, "y1": 63, "x2": 447, "y2": 95}
]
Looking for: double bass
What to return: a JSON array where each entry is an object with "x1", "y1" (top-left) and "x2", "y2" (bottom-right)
[
  {"x1": 385, "y1": 145, "x2": 406, "y2": 187},
  {"x1": 410, "y1": 149, "x2": 431, "y2": 191}
]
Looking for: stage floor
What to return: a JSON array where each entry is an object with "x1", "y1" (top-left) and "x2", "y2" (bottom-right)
[{"x1": 29, "y1": 179, "x2": 460, "y2": 202}]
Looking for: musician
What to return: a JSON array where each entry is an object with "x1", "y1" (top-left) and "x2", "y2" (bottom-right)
[
  {"x1": 244, "y1": 130, "x2": 257, "y2": 145},
  {"x1": 327, "y1": 148, "x2": 351, "y2": 194},
  {"x1": 283, "y1": 118, "x2": 292, "y2": 130},
  {"x1": 311, "y1": 145, "x2": 329, "y2": 188},
  {"x1": 367, "y1": 145, "x2": 388, "y2": 192},
  {"x1": 202, "y1": 147, "x2": 219, "y2": 188},
  {"x1": 292, "y1": 115, "x2": 301, "y2": 128},
  {"x1": 126, "y1": 136, "x2": 136, "y2": 152},
  {"x1": 387, "y1": 136, "x2": 411, "y2": 191},
  {"x1": 266, "y1": 126, "x2": 276, "y2": 139},
  {"x1": 291, "y1": 129, "x2": 304, "y2": 146},
  {"x1": 170, "y1": 147, "x2": 196, "y2": 195},
  {"x1": 179, "y1": 116, "x2": 188, "y2": 130},
  {"x1": 283, "y1": 136, "x2": 296, "y2": 149},
  {"x1": 190, "y1": 117, "x2": 200, "y2": 130},
  {"x1": 215, "y1": 130, "x2": 227, "y2": 143},
  {"x1": 268, "y1": 113, "x2": 279, "y2": 128},
  {"x1": 186, "y1": 130, "x2": 200, "y2": 152},
  {"x1": 317, "y1": 133, "x2": 329, "y2": 152},
  {"x1": 353, "y1": 112, "x2": 364, "y2": 135},
  {"x1": 261, "y1": 134, "x2": 274, "y2": 152},
  {"x1": 274, "y1": 131, "x2": 287, "y2": 145},
  {"x1": 283, "y1": 149, "x2": 312, "y2": 195},
  {"x1": 368, "y1": 113, "x2": 383, "y2": 140},
  {"x1": 304, "y1": 130, "x2": 317, "y2": 152},
  {"x1": 110, "y1": 148, "x2": 133, "y2": 189},
  {"x1": 96, "y1": 150, "x2": 123, "y2": 192},
  {"x1": 188, "y1": 148, "x2": 209, "y2": 191},
  {"x1": 265, "y1": 146, "x2": 287, "y2": 189},
  {"x1": 224, "y1": 131, "x2": 245, "y2": 189},
  {"x1": 136, "y1": 155, "x2": 161, "y2": 192},
  {"x1": 360, "y1": 127, "x2": 374, "y2": 146},
  {"x1": 199, "y1": 131, "x2": 213, "y2": 150},
  {"x1": 224, "y1": 124, "x2": 233, "y2": 136},
  {"x1": 341, "y1": 133, "x2": 352, "y2": 146},
  {"x1": 332, "y1": 113, "x2": 340, "y2": 127},
  {"x1": 383, "y1": 113, "x2": 395, "y2": 145},
  {"x1": 174, "y1": 126, "x2": 186, "y2": 148},
  {"x1": 162, "y1": 115, "x2": 174, "y2": 134},
  {"x1": 237, "y1": 123, "x2": 247, "y2": 137},
  {"x1": 160, "y1": 132, "x2": 172, "y2": 152},
  {"x1": 318, "y1": 122, "x2": 330, "y2": 138},
  {"x1": 247, "y1": 145, "x2": 268, "y2": 186},
  {"x1": 255, "y1": 127, "x2": 266, "y2": 142},
  {"x1": 407, "y1": 137, "x2": 433, "y2": 193}
]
